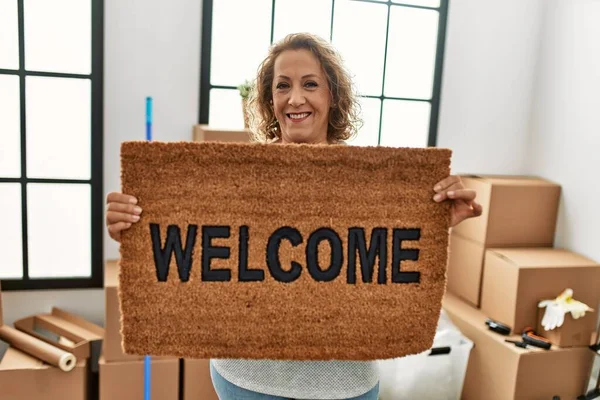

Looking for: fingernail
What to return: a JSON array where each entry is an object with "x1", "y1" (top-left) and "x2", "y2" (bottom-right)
[
  {"x1": 433, "y1": 194, "x2": 443, "y2": 202},
  {"x1": 132, "y1": 215, "x2": 140, "y2": 221},
  {"x1": 134, "y1": 206, "x2": 142, "y2": 214},
  {"x1": 448, "y1": 191, "x2": 455, "y2": 197},
  {"x1": 129, "y1": 197, "x2": 138, "y2": 204},
  {"x1": 434, "y1": 185, "x2": 442, "y2": 191}
]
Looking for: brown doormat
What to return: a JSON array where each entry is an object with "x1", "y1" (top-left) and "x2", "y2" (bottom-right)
[{"x1": 118, "y1": 141, "x2": 452, "y2": 361}]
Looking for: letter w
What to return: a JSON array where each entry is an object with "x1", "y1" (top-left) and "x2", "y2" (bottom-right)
[{"x1": 150, "y1": 223, "x2": 197, "y2": 282}]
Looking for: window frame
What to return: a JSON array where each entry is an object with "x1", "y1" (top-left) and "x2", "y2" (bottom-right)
[
  {"x1": 198, "y1": 0, "x2": 449, "y2": 147},
  {"x1": 0, "y1": 0, "x2": 104, "y2": 291}
]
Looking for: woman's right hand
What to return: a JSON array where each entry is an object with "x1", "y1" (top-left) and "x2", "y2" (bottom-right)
[{"x1": 106, "y1": 192, "x2": 142, "y2": 242}]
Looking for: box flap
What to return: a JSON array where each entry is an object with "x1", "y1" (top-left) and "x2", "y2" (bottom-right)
[
  {"x1": 461, "y1": 175, "x2": 559, "y2": 187},
  {"x1": 51, "y1": 308, "x2": 104, "y2": 340},
  {"x1": 488, "y1": 248, "x2": 599, "y2": 269},
  {"x1": 105, "y1": 260, "x2": 119, "y2": 288}
]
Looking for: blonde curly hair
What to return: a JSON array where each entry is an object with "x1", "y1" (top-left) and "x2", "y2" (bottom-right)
[{"x1": 246, "y1": 33, "x2": 362, "y2": 143}]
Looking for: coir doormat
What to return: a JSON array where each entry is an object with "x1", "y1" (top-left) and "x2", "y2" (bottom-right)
[{"x1": 118, "y1": 141, "x2": 452, "y2": 361}]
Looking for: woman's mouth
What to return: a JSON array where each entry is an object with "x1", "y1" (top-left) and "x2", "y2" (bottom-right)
[{"x1": 287, "y1": 112, "x2": 311, "y2": 122}]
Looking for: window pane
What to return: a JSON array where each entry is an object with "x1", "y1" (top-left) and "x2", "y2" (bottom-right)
[
  {"x1": 209, "y1": 88, "x2": 245, "y2": 130},
  {"x1": 0, "y1": 0, "x2": 19, "y2": 70},
  {"x1": 211, "y1": 0, "x2": 271, "y2": 86},
  {"x1": 27, "y1": 183, "x2": 91, "y2": 278},
  {"x1": 24, "y1": 0, "x2": 91, "y2": 74},
  {"x1": 26, "y1": 76, "x2": 91, "y2": 180},
  {"x1": 0, "y1": 183, "x2": 23, "y2": 279},
  {"x1": 380, "y1": 100, "x2": 430, "y2": 148},
  {"x1": 332, "y1": 0, "x2": 387, "y2": 96},
  {"x1": 384, "y1": 7, "x2": 439, "y2": 99},
  {"x1": 273, "y1": 0, "x2": 332, "y2": 44},
  {"x1": 392, "y1": 0, "x2": 440, "y2": 7},
  {"x1": 347, "y1": 97, "x2": 381, "y2": 147},
  {"x1": 0, "y1": 75, "x2": 21, "y2": 177}
]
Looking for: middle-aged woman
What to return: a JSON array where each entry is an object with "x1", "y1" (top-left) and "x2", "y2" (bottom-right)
[{"x1": 105, "y1": 32, "x2": 483, "y2": 400}]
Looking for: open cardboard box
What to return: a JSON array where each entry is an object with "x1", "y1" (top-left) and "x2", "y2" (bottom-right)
[
  {"x1": 451, "y1": 175, "x2": 561, "y2": 247},
  {"x1": 0, "y1": 347, "x2": 87, "y2": 400},
  {"x1": 0, "y1": 282, "x2": 88, "y2": 399},
  {"x1": 13, "y1": 307, "x2": 104, "y2": 373},
  {"x1": 443, "y1": 292, "x2": 594, "y2": 400}
]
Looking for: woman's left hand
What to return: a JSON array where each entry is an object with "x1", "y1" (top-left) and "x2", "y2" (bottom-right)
[{"x1": 433, "y1": 175, "x2": 483, "y2": 227}]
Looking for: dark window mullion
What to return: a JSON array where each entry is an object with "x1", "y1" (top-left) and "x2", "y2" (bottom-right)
[
  {"x1": 428, "y1": 0, "x2": 447, "y2": 147},
  {"x1": 17, "y1": 0, "x2": 29, "y2": 282},
  {"x1": 199, "y1": 0, "x2": 213, "y2": 124},
  {"x1": 270, "y1": 0, "x2": 276, "y2": 45},
  {"x1": 377, "y1": 2, "x2": 392, "y2": 146},
  {"x1": 329, "y1": 0, "x2": 335, "y2": 41}
]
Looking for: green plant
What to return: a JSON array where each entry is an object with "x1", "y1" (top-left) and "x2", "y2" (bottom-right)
[{"x1": 237, "y1": 79, "x2": 254, "y2": 100}]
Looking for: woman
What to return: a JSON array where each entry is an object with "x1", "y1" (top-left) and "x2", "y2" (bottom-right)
[{"x1": 106, "y1": 33, "x2": 482, "y2": 400}]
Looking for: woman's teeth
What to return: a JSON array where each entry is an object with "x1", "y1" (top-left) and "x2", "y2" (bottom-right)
[{"x1": 288, "y1": 112, "x2": 310, "y2": 120}]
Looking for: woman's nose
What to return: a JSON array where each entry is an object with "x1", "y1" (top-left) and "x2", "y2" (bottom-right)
[{"x1": 288, "y1": 87, "x2": 306, "y2": 107}]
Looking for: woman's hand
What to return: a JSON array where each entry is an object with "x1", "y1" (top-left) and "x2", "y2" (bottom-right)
[
  {"x1": 433, "y1": 175, "x2": 483, "y2": 227},
  {"x1": 106, "y1": 192, "x2": 142, "y2": 242}
]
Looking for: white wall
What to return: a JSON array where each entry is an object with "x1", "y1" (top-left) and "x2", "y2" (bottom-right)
[
  {"x1": 438, "y1": 0, "x2": 545, "y2": 175},
  {"x1": 526, "y1": 0, "x2": 600, "y2": 263},
  {"x1": 2, "y1": 0, "x2": 202, "y2": 326}
]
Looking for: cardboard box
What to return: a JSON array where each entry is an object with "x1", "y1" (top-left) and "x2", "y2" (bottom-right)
[
  {"x1": 104, "y1": 260, "x2": 143, "y2": 362},
  {"x1": 99, "y1": 356, "x2": 179, "y2": 400},
  {"x1": 183, "y1": 359, "x2": 218, "y2": 400},
  {"x1": 13, "y1": 307, "x2": 104, "y2": 373},
  {"x1": 443, "y1": 292, "x2": 594, "y2": 400},
  {"x1": 480, "y1": 247, "x2": 600, "y2": 335},
  {"x1": 446, "y1": 232, "x2": 486, "y2": 307},
  {"x1": 451, "y1": 175, "x2": 561, "y2": 247},
  {"x1": 0, "y1": 346, "x2": 87, "y2": 400},
  {"x1": 536, "y1": 306, "x2": 597, "y2": 348},
  {"x1": 193, "y1": 124, "x2": 251, "y2": 143}
]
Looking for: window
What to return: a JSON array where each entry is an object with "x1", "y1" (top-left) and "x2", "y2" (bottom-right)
[
  {"x1": 0, "y1": 0, "x2": 104, "y2": 290},
  {"x1": 198, "y1": 0, "x2": 448, "y2": 147}
]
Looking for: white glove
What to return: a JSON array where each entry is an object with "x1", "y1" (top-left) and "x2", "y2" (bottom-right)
[
  {"x1": 538, "y1": 288, "x2": 594, "y2": 331},
  {"x1": 538, "y1": 301, "x2": 565, "y2": 331}
]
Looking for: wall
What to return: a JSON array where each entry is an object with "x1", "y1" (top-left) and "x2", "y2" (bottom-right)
[
  {"x1": 2, "y1": 0, "x2": 202, "y2": 326},
  {"x1": 437, "y1": 0, "x2": 545, "y2": 175},
  {"x1": 526, "y1": 0, "x2": 600, "y2": 263}
]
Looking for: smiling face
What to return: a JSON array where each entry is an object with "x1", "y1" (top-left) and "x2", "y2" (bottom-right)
[{"x1": 272, "y1": 49, "x2": 332, "y2": 144}]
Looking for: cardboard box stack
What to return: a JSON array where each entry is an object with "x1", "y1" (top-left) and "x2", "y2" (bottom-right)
[
  {"x1": 443, "y1": 175, "x2": 600, "y2": 399},
  {"x1": 102, "y1": 261, "x2": 219, "y2": 400},
  {"x1": 0, "y1": 282, "x2": 93, "y2": 400}
]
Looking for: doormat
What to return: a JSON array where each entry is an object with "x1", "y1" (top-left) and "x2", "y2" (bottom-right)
[{"x1": 118, "y1": 141, "x2": 452, "y2": 361}]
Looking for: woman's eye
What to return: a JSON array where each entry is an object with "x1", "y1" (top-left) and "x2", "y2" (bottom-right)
[
  {"x1": 276, "y1": 82, "x2": 289, "y2": 89},
  {"x1": 305, "y1": 81, "x2": 317, "y2": 88}
]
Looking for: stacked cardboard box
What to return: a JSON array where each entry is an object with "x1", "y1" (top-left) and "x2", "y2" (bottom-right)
[
  {"x1": 102, "y1": 261, "x2": 219, "y2": 399},
  {"x1": 0, "y1": 282, "x2": 89, "y2": 400},
  {"x1": 443, "y1": 175, "x2": 600, "y2": 399}
]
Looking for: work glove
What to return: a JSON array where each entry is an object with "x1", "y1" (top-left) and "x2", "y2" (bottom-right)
[{"x1": 538, "y1": 288, "x2": 593, "y2": 331}]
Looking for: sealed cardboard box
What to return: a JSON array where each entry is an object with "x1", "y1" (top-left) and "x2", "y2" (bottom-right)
[
  {"x1": 446, "y1": 232, "x2": 486, "y2": 307},
  {"x1": 0, "y1": 346, "x2": 87, "y2": 400},
  {"x1": 104, "y1": 260, "x2": 143, "y2": 362},
  {"x1": 443, "y1": 292, "x2": 593, "y2": 400},
  {"x1": 184, "y1": 359, "x2": 219, "y2": 400},
  {"x1": 451, "y1": 175, "x2": 561, "y2": 247},
  {"x1": 193, "y1": 124, "x2": 251, "y2": 143},
  {"x1": 480, "y1": 247, "x2": 600, "y2": 334},
  {"x1": 99, "y1": 355, "x2": 179, "y2": 400}
]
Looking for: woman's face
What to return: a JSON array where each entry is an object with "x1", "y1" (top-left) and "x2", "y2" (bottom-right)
[{"x1": 272, "y1": 49, "x2": 331, "y2": 144}]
